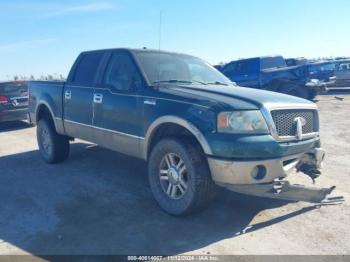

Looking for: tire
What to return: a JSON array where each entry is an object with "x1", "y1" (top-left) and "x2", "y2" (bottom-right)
[
  {"x1": 148, "y1": 138, "x2": 216, "y2": 216},
  {"x1": 37, "y1": 119, "x2": 70, "y2": 164},
  {"x1": 285, "y1": 85, "x2": 309, "y2": 99},
  {"x1": 308, "y1": 89, "x2": 318, "y2": 100}
]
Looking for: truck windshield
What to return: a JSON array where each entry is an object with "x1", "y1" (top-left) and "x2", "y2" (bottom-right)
[
  {"x1": 135, "y1": 51, "x2": 232, "y2": 86},
  {"x1": 260, "y1": 57, "x2": 287, "y2": 69}
]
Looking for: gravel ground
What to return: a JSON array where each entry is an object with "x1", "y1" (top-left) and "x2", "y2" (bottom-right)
[{"x1": 0, "y1": 92, "x2": 349, "y2": 256}]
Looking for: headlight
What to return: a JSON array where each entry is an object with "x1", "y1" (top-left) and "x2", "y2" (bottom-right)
[{"x1": 217, "y1": 110, "x2": 269, "y2": 134}]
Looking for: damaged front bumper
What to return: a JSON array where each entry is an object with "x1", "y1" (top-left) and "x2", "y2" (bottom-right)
[
  {"x1": 223, "y1": 180, "x2": 336, "y2": 203},
  {"x1": 208, "y1": 147, "x2": 338, "y2": 203},
  {"x1": 305, "y1": 77, "x2": 337, "y2": 92}
]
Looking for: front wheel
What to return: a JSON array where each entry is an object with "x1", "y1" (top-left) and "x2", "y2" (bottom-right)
[
  {"x1": 37, "y1": 119, "x2": 70, "y2": 164},
  {"x1": 285, "y1": 85, "x2": 309, "y2": 99},
  {"x1": 308, "y1": 89, "x2": 318, "y2": 100},
  {"x1": 148, "y1": 139, "x2": 215, "y2": 216}
]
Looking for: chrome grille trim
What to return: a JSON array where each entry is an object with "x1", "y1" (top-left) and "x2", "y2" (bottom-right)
[
  {"x1": 271, "y1": 109, "x2": 318, "y2": 137},
  {"x1": 260, "y1": 104, "x2": 320, "y2": 142}
]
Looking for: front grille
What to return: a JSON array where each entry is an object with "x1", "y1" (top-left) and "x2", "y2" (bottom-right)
[{"x1": 271, "y1": 109, "x2": 318, "y2": 138}]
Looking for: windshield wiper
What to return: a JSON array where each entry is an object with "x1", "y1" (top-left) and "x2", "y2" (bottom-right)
[
  {"x1": 152, "y1": 79, "x2": 207, "y2": 85},
  {"x1": 153, "y1": 79, "x2": 193, "y2": 84},
  {"x1": 205, "y1": 81, "x2": 229, "y2": 86}
]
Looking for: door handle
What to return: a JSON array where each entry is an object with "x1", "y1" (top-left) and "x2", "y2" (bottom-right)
[
  {"x1": 93, "y1": 93, "x2": 103, "y2": 104},
  {"x1": 144, "y1": 98, "x2": 156, "y2": 105},
  {"x1": 65, "y1": 90, "x2": 71, "y2": 100}
]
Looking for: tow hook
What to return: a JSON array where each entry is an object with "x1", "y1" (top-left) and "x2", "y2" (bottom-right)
[
  {"x1": 297, "y1": 148, "x2": 326, "y2": 183},
  {"x1": 296, "y1": 163, "x2": 321, "y2": 184}
]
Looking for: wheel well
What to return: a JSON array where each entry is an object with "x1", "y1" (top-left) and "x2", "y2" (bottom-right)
[
  {"x1": 147, "y1": 123, "x2": 203, "y2": 159},
  {"x1": 37, "y1": 104, "x2": 54, "y2": 125},
  {"x1": 267, "y1": 79, "x2": 288, "y2": 92}
]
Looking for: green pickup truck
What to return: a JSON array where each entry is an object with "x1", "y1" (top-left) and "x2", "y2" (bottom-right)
[{"x1": 28, "y1": 48, "x2": 334, "y2": 215}]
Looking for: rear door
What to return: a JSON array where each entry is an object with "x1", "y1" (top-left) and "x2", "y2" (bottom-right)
[
  {"x1": 92, "y1": 51, "x2": 144, "y2": 158},
  {"x1": 63, "y1": 51, "x2": 105, "y2": 141}
]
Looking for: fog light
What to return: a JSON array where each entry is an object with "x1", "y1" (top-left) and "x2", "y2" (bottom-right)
[{"x1": 251, "y1": 165, "x2": 267, "y2": 180}]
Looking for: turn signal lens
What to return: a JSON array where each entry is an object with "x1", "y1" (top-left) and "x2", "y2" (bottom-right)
[{"x1": 217, "y1": 113, "x2": 229, "y2": 129}]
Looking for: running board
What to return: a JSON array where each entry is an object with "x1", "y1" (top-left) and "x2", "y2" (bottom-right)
[{"x1": 222, "y1": 180, "x2": 342, "y2": 203}]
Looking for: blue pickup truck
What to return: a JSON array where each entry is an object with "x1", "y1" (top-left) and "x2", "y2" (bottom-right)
[
  {"x1": 220, "y1": 56, "x2": 335, "y2": 100},
  {"x1": 28, "y1": 48, "x2": 335, "y2": 215}
]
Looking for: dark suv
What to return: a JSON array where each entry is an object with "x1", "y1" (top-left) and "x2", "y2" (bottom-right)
[{"x1": 0, "y1": 81, "x2": 29, "y2": 123}]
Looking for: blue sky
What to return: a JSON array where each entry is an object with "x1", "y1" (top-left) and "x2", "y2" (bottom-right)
[{"x1": 0, "y1": 0, "x2": 349, "y2": 80}]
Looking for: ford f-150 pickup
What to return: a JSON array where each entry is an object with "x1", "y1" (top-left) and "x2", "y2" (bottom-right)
[{"x1": 28, "y1": 48, "x2": 335, "y2": 215}]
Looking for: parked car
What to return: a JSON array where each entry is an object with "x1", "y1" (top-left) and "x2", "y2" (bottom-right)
[
  {"x1": 219, "y1": 56, "x2": 332, "y2": 100},
  {"x1": 333, "y1": 59, "x2": 350, "y2": 87},
  {"x1": 29, "y1": 48, "x2": 334, "y2": 215},
  {"x1": 306, "y1": 61, "x2": 336, "y2": 86},
  {"x1": 0, "y1": 81, "x2": 29, "y2": 123}
]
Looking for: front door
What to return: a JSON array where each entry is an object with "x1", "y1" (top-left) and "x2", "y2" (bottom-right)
[{"x1": 92, "y1": 51, "x2": 143, "y2": 158}]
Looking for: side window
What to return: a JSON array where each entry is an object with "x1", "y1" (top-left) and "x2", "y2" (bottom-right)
[
  {"x1": 73, "y1": 53, "x2": 103, "y2": 85},
  {"x1": 339, "y1": 63, "x2": 350, "y2": 71},
  {"x1": 103, "y1": 52, "x2": 141, "y2": 92}
]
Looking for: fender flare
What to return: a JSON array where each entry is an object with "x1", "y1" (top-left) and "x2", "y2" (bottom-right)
[
  {"x1": 143, "y1": 115, "x2": 212, "y2": 159},
  {"x1": 35, "y1": 100, "x2": 59, "y2": 131}
]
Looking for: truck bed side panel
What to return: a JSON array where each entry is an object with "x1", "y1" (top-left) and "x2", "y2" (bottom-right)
[{"x1": 28, "y1": 81, "x2": 65, "y2": 134}]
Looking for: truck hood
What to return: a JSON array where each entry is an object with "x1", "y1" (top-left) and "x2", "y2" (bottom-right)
[
  {"x1": 262, "y1": 64, "x2": 303, "y2": 73},
  {"x1": 159, "y1": 84, "x2": 316, "y2": 111}
]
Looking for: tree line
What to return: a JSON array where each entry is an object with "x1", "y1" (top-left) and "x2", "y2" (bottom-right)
[{"x1": 6, "y1": 74, "x2": 66, "y2": 81}]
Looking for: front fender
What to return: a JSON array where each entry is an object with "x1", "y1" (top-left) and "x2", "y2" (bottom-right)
[{"x1": 143, "y1": 115, "x2": 212, "y2": 160}]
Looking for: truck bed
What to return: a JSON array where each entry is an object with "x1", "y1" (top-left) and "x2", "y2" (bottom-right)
[{"x1": 28, "y1": 81, "x2": 65, "y2": 126}]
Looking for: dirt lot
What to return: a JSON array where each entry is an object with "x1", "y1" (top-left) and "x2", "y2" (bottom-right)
[{"x1": 0, "y1": 91, "x2": 349, "y2": 256}]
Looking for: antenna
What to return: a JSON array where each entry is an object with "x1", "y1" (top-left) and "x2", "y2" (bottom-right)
[
  {"x1": 158, "y1": 10, "x2": 162, "y2": 51},
  {"x1": 155, "y1": 10, "x2": 163, "y2": 88}
]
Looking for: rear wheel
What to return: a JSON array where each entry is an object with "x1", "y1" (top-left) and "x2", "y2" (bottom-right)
[
  {"x1": 148, "y1": 138, "x2": 215, "y2": 215},
  {"x1": 37, "y1": 119, "x2": 70, "y2": 163}
]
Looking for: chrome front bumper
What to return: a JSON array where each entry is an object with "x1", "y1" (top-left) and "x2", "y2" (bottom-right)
[{"x1": 208, "y1": 148, "x2": 326, "y2": 186}]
